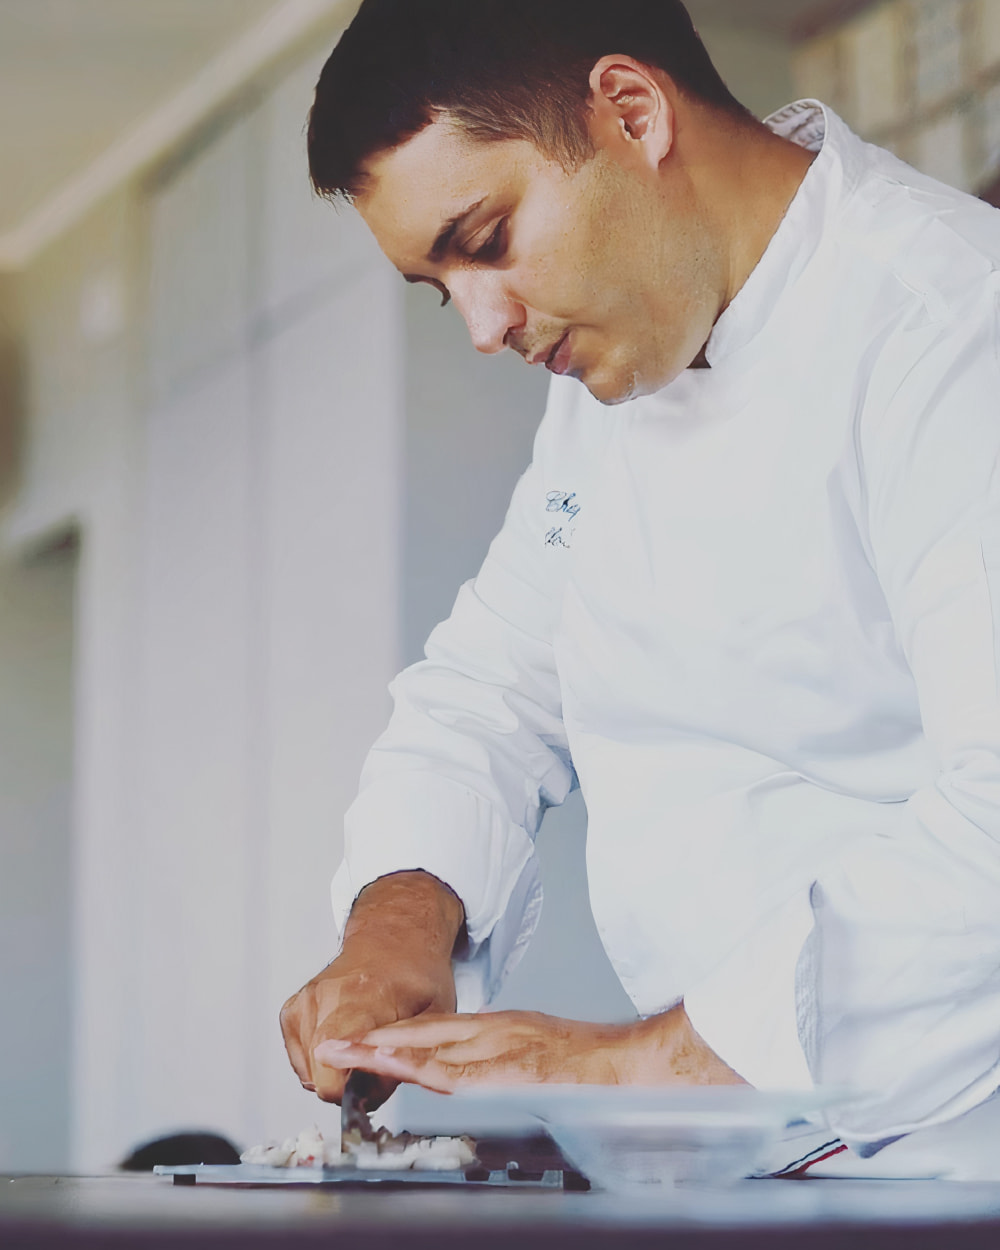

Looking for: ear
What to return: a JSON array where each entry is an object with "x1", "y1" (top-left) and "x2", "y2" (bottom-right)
[{"x1": 587, "y1": 55, "x2": 675, "y2": 169}]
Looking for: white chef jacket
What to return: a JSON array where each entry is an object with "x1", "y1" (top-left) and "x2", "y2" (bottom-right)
[{"x1": 332, "y1": 100, "x2": 1000, "y2": 1153}]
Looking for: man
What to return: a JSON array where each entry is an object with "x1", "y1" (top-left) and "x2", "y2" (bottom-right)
[{"x1": 281, "y1": 0, "x2": 1000, "y2": 1172}]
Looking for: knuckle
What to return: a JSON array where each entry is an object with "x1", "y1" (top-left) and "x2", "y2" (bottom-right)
[{"x1": 279, "y1": 999, "x2": 307, "y2": 1039}]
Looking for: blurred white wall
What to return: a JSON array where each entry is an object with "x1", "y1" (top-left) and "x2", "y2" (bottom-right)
[
  {"x1": 697, "y1": 19, "x2": 796, "y2": 118},
  {"x1": 6, "y1": 183, "x2": 144, "y2": 1174},
  {"x1": 0, "y1": 540, "x2": 75, "y2": 1172},
  {"x1": 4, "y1": 30, "x2": 404, "y2": 1167},
  {"x1": 0, "y1": 13, "x2": 798, "y2": 1170},
  {"x1": 792, "y1": 0, "x2": 1000, "y2": 194},
  {"x1": 135, "y1": 58, "x2": 402, "y2": 1156}
]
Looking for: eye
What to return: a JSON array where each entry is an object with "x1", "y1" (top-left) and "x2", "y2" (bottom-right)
[{"x1": 468, "y1": 219, "x2": 508, "y2": 263}]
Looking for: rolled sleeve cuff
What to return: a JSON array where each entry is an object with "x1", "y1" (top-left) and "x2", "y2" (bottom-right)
[{"x1": 331, "y1": 772, "x2": 543, "y2": 1010}]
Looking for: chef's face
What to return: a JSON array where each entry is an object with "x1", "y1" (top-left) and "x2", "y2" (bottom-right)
[{"x1": 355, "y1": 111, "x2": 722, "y2": 405}]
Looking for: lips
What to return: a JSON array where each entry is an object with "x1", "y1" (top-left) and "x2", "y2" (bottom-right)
[{"x1": 545, "y1": 331, "x2": 573, "y2": 376}]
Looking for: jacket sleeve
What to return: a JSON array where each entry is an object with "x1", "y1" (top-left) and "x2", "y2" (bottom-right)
[
  {"x1": 331, "y1": 387, "x2": 581, "y2": 1009},
  {"x1": 807, "y1": 295, "x2": 1000, "y2": 1149}
]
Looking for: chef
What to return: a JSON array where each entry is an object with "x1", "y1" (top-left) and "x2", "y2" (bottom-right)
[{"x1": 280, "y1": 0, "x2": 1000, "y2": 1173}]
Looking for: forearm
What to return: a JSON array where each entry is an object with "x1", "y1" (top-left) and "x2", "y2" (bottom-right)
[
  {"x1": 602, "y1": 1004, "x2": 749, "y2": 1087},
  {"x1": 343, "y1": 869, "x2": 466, "y2": 962}
]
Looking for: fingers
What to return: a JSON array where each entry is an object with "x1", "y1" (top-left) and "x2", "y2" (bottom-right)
[
  {"x1": 280, "y1": 994, "x2": 318, "y2": 1092},
  {"x1": 313, "y1": 1038, "x2": 359, "y2": 1071},
  {"x1": 283, "y1": 1028, "x2": 316, "y2": 1092},
  {"x1": 316, "y1": 1040, "x2": 458, "y2": 1095},
  {"x1": 279, "y1": 933, "x2": 460, "y2": 1107},
  {"x1": 362, "y1": 1011, "x2": 539, "y2": 1068},
  {"x1": 418, "y1": 1034, "x2": 516, "y2": 1064},
  {"x1": 370, "y1": 1044, "x2": 536, "y2": 1092},
  {"x1": 315, "y1": 1028, "x2": 539, "y2": 1096},
  {"x1": 361, "y1": 1014, "x2": 484, "y2": 1049},
  {"x1": 304, "y1": 1001, "x2": 559, "y2": 1099},
  {"x1": 280, "y1": 976, "x2": 398, "y2": 1105},
  {"x1": 310, "y1": 1006, "x2": 387, "y2": 1105}
]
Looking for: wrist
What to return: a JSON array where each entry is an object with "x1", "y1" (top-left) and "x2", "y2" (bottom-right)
[
  {"x1": 339, "y1": 870, "x2": 464, "y2": 987},
  {"x1": 561, "y1": 1020, "x2": 639, "y2": 1084},
  {"x1": 603, "y1": 1006, "x2": 749, "y2": 1087}
]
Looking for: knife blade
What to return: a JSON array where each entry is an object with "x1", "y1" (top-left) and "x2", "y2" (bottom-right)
[{"x1": 341, "y1": 1069, "x2": 380, "y2": 1148}]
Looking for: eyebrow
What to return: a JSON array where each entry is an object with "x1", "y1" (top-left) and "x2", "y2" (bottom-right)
[{"x1": 427, "y1": 197, "x2": 486, "y2": 263}]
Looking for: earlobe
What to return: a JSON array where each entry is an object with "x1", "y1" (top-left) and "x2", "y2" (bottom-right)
[{"x1": 589, "y1": 55, "x2": 674, "y2": 168}]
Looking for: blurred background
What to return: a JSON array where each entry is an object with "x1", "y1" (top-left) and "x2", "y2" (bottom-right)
[{"x1": 0, "y1": 0, "x2": 998, "y2": 1175}]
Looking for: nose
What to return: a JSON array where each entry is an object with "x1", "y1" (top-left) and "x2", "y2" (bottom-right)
[{"x1": 448, "y1": 270, "x2": 524, "y2": 356}]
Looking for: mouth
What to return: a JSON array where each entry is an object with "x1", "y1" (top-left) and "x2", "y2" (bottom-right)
[{"x1": 529, "y1": 331, "x2": 573, "y2": 376}]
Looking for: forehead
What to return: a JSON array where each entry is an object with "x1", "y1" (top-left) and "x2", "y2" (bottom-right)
[{"x1": 355, "y1": 119, "x2": 541, "y2": 264}]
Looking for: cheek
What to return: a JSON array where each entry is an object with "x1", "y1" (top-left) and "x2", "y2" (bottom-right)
[
  {"x1": 518, "y1": 249, "x2": 584, "y2": 319},
  {"x1": 554, "y1": 230, "x2": 629, "y2": 321}
]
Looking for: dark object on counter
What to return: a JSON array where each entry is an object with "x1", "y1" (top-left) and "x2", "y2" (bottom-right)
[
  {"x1": 341, "y1": 1069, "x2": 380, "y2": 1145},
  {"x1": 472, "y1": 1133, "x2": 578, "y2": 1176},
  {"x1": 454, "y1": 1132, "x2": 590, "y2": 1190},
  {"x1": 120, "y1": 1132, "x2": 242, "y2": 1171}
]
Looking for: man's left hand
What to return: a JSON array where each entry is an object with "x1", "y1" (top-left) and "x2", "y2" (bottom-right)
[{"x1": 313, "y1": 1003, "x2": 748, "y2": 1093}]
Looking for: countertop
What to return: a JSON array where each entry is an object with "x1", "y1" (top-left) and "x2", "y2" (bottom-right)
[{"x1": 5, "y1": 1173, "x2": 1000, "y2": 1248}]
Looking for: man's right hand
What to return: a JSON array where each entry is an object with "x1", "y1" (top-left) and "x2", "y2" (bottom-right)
[{"x1": 279, "y1": 870, "x2": 465, "y2": 1106}]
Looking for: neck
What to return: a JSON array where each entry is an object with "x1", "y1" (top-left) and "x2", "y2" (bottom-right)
[{"x1": 677, "y1": 104, "x2": 817, "y2": 320}]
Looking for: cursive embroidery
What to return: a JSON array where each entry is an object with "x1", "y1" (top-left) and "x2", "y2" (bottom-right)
[
  {"x1": 544, "y1": 526, "x2": 572, "y2": 549},
  {"x1": 546, "y1": 490, "x2": 581, "y2": 520}
]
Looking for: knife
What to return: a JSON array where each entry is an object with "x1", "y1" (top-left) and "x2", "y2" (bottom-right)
[{"x1": 341, "y1": 1069, "x2": 380, "y2": 1149}]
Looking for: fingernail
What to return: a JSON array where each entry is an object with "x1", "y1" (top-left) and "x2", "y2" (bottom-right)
[
  {"x1": 375, "y1": 1046, "x2": 396, "y2": 1057},
  {"x1": 317, "y1": 1039, "x2": 352, "y2": 1051},
  {"x1": 302, "y1": 1083, "x2": 317, "y2": 1092}
]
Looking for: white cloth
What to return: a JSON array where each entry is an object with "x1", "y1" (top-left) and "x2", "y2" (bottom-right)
[
  {"x1": 333, "y1": 101, "x2": 1000, "y2": 1157},
  {"x1": 760, "y1": 1090, "x2": 1000, "y2": 1179}
]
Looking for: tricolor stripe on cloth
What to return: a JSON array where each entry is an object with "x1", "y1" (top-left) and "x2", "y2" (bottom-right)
[{"x1": 767, "y1": 1138, "x2": 849, "y2": 1178}]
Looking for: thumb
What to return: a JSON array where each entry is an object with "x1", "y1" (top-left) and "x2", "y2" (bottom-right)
[{"x1": 311, "y1": 1011, "x2": 399, "y2": 1108}]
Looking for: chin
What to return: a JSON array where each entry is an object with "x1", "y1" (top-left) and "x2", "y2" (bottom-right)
[
  {"x1": 582, "y1": 349, "x2": 681, "y2": 406},
  {"x1": 582, "y1": 366, "x2": 641, "y2": 407}
]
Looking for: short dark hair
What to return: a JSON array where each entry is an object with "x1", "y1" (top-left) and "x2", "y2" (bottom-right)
[{"x1": 308, "y1": 0, "x2": 750, "y2": 202}]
